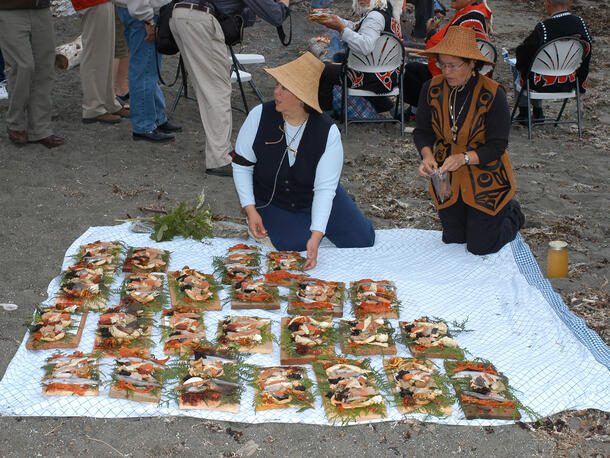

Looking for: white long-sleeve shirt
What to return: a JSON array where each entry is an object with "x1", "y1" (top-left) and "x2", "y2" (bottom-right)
[
  {"x1": 339, "y1": 10, "x2": 386, "y2": 56},
  {"x1": 232, "y1": 104, "x2": 343, "y2": 234},
  {"x1": 113, "y1": 0, "x2": 171, "y2": 22}
]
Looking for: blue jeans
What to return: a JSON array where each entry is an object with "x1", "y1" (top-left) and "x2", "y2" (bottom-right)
[
  {"x1": 117, "y1": 7, "x2": 168, "y2": 133},
  {"x1": 257, "y1": 185, "x2": 376, "y2": 251}
]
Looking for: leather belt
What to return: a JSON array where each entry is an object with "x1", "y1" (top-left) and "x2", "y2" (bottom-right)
[{"x1": 174, "y1": 2, "x2": 217, "y2": 17}]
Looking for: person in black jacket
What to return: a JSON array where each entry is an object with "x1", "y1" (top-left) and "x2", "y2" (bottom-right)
[{"x1": 514, "y1": 0, "x2": 592, "y2": 122}]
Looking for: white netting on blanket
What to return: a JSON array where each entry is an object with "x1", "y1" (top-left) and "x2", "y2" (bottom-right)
[{"x1": 0, "y1": 223, "x2": 608, "y2": 425}]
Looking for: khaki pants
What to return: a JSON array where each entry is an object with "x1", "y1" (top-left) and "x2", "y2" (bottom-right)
[
  {"x1": 170, "y1": 7, "x2": 232, "y2": 169},
  {"x1": 0, "y1": 8, "x2": 55, "y2": 140},
  {"x1": 80, "y1": 1, "x2": 122, "y2": 118}
]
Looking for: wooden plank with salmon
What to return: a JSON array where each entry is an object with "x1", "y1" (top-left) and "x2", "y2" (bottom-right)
[
  {"x1": 213, "y1": 243, "x2": 261, "y2": 285},
  {"x1": 174, "y1": 348, "x2": 241, "y2": 413},
  {"x1": 444, "y1": 360, "x2": 522, "y2": 420},
  {"x1": 53, "y1": 260, "x2": 114, "y2": 312},
  {"x1": 109, "y1": 355, "x2": 168, "y2": 404},
  {"x1": 253, "y1": 366, "x2": 314, "y2": 411},
  {"x1": 383, "y1": 356, "x2": 453, "y2": 416},
  {"x1": 280, "y1": 316, "x2": 335, "y2": 365},
  {"x1": 399, "y1": 317, "x2": 464, "y2": 360},
  {"x1": 92, "y1": 304, "x2": 153, "y2": 358},
  {"x1": 217, "y1": 316, "x2": 273, "y2": 354},
  {"x1": 161, "y1": 308, "x2": 206, "y2": 356},
  {"x1": 265, "y1": 251, "x2": 305, "y2": 286},
  {"x1": 26, "y1": 306, "x2": 88, "y2": 350},
  {"x1": 168, "y1": 266, "x2": 222, "y2": 311},
  {"x1": 338, "y1": 318, "x2": 396, "y2": 356},
  {"x1": 312, "y1": 358, "x2": 387, "y2": 424},
  {"x1": 286, "y1": 279, "x2": 345, "y2": 318},
  {"x1": 122, "y1": 246, "x2": 170, "y2": 273},
  {"x1": 42, "y1": 351, "x2": 100, "y2": 397},
  {"x1": 350, "y1": 279, "x2": 399, "y2": 319},
  {"x1": 230, "y1": 279, "x2": 280, "y2": 311},
  {"x1": 119, "y1": 272, "x2": 166, "y2": 313}
]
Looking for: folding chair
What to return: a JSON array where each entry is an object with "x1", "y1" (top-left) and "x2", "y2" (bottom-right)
[
  {"x1": 510, "y1": 37, "x2": 587, "y2": 139},
  {"x1": 342, "y1": 32, "x2": 405, "y2": 136},
  {"x1": 476, "y1": 38, "x2": 497, "y2": 77},
  {"x1": 228, "y1": 46, "x2": 264, "y2": 114},
  {"x1": 171, "y1": 47, "x2": 264, "y2": 114}
]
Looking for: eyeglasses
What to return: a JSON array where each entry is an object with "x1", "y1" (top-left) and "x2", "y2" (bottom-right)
[{"x1": 436, "y1": 61, "x2": 466, "y2": 72}]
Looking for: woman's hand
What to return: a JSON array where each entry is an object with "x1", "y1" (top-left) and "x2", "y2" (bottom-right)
[
  {"x1": 317, "y1": 14, "x2": 345, "y2": 32},
  {"x1": 439, "y1": 154, "x2": 466, "y2": 173},
  {"x1": 303, "y1": 230, "x2": 324, "y2": 270},
  {"x1": 244, "y1": 205, "x2": 268, "y2": 239},
  {"x1": 418, "y1": 147, "x2": 438, "y2": 177}
]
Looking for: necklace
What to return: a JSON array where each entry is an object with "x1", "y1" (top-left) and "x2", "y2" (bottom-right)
[
  {"x1": 449, "y1": 82, "x2": 470, "y2": 143},
  {"x1": 284, "y1": 118, "x2": 308, "y2": 159}
]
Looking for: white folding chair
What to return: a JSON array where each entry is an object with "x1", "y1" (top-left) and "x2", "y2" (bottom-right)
[
  {"x1": 227, "y1": 47, "x2": 265, "y2": 114},
  {"x1": 342, "y1": 32, "x2": 405, "y2": 136},
  {"x1": 228, "y1": 51, "x2": 265, "y2": 113},
  {"x1": 510, "y1": 37, "x2": 587, "y2": 139},
  {"x1": 476, "y1": 38, "x2": 497, "y2": 77}
]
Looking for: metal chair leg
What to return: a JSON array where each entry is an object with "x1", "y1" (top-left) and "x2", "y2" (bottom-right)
[
  {"x1": 343, "y1": 74, "x2": 349, "y2": 136},
  {"x1": 229, "y1": 46, "x2": 249, "y2": 114},
  {"x1": 525, "y1": 81, "x2": 533, "y2": 139},
  {"x1": 576, "y1": 79, "x2": 582, "y2": 138},
  {"x1": 555, "y1": 99, "x2": 568, "y2": 126},
  {"x1": 399, "y1": 76, "x2": 404, "y2": 136}
]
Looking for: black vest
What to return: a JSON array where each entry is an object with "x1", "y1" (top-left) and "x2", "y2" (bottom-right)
[{"x1": 252, "y1": 102, "x2": 333, "y2": 211}]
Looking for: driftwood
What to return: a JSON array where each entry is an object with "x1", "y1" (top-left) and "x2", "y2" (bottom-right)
[{"x1": 55, "y1": 35, "x2": 82, "y2": 70}]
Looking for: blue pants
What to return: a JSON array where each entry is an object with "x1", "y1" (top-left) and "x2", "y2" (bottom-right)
[
  {"x1": 117, "y1": 7, "x2": 168, "y2": 134},
  {"x1": 257, "y1": 185, "x2": 375, "y2": 251}
]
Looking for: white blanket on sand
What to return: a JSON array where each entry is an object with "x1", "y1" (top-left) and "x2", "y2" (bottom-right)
[{"x1": 0, "y1": 223, "x2": 608, "y2": 426}]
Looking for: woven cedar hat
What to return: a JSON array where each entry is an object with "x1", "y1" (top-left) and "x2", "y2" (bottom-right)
[
  {"x1": 413, "y1": 26, "x2": 495, "y2": 66},
  {"x1": 264, "y1": 52, "x2": 324, "y2": 113}
]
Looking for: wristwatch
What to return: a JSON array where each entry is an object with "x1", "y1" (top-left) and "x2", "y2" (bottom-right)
[
  {"x1": 463, "y1": 153, "x2": 470, "y2": 165},
  {"x1": 146, "y1": 19, "x2": 156, "y2": 27}
]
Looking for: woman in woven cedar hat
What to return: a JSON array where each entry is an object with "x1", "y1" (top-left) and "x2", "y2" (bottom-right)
[
  {"x1": 231, "y1": 52, "x2": 375, "y2": 269},
  {"x1": 413, "y1": 26, "x2": 525, "y2": 255}
]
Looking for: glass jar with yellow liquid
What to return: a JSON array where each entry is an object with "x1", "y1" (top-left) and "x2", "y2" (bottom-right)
[{"x1": 547, "y1": 240, "x2": 568, "y2": 278}]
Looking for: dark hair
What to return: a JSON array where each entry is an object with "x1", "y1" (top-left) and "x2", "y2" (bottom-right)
[
  {"x1": 302, "y1": 103, "x2": 316, "y2": 114},
  {"x1": 461, "y1": 58, "x2": 485, "y2": 73}
]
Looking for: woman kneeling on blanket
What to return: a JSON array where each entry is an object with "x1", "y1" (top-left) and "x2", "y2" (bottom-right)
[
  {"x1": 414, "y1": 27, "x2": 525, "y2": 255},
  {"x1": 231, "y1": 52, "x2": 375, "y2": 269}
]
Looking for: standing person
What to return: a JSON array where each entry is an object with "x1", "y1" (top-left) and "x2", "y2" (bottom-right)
[
  {"x1": 169, "y1": 0, "x2": 290, "y2": 176},
  {"x1": 115, "y1": 0, "x2": 181, "y2": 142},
  {"x1": 406, "y1": 0, "x2": 434, "y2": 41},
  {"x1": 0, "y1": 49, "x2": 8, "y2": 100},
  {"x1": 414, "y1": 27, "x2": 524, "y2": 255},
  {"x1": 513, "y1": 0, "x2": 592, "y2": 122},
  {"x1": 0, "y1": 0, "x2": 65, "y2": 148},
  {"x1": 71, "y1": 0, "x2": 128, "y2": 124},
  {"x1": 232, "y1": 53, "x2": 375, "y2": 269},
  {"x1": 402, "y1": 0, "x2": 491, "y2": 114},
  {"x1": 113, "y1": 5, "x2": 130, "y2": 108}
]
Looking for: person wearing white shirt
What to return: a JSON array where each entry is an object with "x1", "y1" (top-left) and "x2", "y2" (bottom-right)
[
  {"x1": 315, "y1": 0, "x2": 403, "y2": 113},
  {"x1": 231, "y1": 53, "x2": 375, "y2": 270}
]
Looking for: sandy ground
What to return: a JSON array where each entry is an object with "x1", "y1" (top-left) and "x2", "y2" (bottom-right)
[{"x1": 0, "y1": 0, "x2": 608, "y2": 456}]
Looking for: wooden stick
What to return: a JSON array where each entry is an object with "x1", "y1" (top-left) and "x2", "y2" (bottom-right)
[{"x1": 55, "y1": 35, "x2": 82, "y2": 70}]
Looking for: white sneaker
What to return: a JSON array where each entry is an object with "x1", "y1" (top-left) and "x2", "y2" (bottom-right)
[{"x1": 0, "y1": 81, "x2": 8, "y2": 100}]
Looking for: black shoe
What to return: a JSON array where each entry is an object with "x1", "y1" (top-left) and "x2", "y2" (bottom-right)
[
  {"x1": 157, "y1": 121, "x2": 182, "y2": 133},
  {"x1": 132, "y1": 129, "x2": 175, "y2": 142},
  {"x1": 511, "y1": 199, "x2": 526, "y2": 230},
  {"x1": 205, "y1": 164, "x2": 232, "y2": 177}
]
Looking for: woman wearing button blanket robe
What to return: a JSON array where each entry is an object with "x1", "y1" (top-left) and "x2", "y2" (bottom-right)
[{"x1": 231, "y1": 52, "x2": 375, "y2": 270}]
